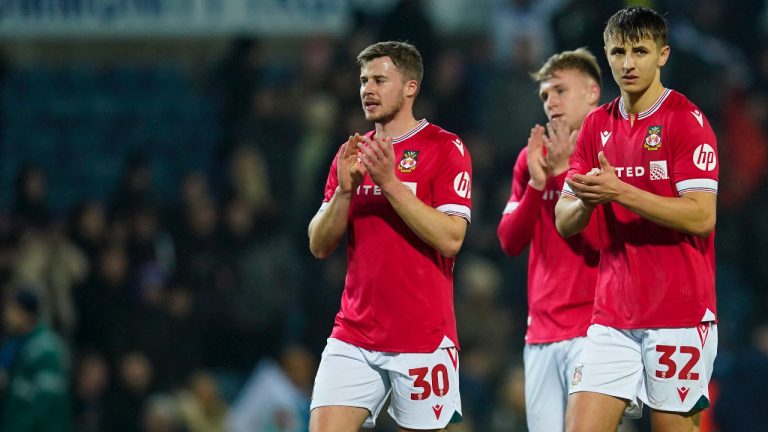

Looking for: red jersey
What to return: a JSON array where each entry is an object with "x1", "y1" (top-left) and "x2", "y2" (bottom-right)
[
  {"x1": 319, "y1": 120, "x2": 472, "y2": 352},
  {"x1": 563, "y1": 89, "x2": 718, "y2": 328},
  {"x1": 497, "y1": 147, "x2": 599, "y2": 344}
]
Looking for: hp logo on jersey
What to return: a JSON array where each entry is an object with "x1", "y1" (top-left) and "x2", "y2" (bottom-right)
[
  {"x1": 453, "y1": 172, "x2": 471, "y2": 198},
  {"x1": 693, "y1": 144, "x2": 717, "y2": 171}
]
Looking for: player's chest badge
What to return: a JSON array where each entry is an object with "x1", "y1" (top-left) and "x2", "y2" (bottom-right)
[
  {"x1": 398, "y1": 150, "x2": 420, "y2": 173},
  {"x1": 643, "y1": 125, "x2": 662, "y2": 151}
]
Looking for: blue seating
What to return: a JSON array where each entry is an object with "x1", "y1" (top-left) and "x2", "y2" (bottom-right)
[{"x1": 0, "y1": 63, "x2": 222, "y2": 210}]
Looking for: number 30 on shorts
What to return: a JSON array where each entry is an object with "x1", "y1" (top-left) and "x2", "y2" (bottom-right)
[
  {"x1": 409, "y1": 364, "x2": 450, "y2": 400},
  {"x1": 655, "y1": 345, "x2": 700, "y2": 380}
]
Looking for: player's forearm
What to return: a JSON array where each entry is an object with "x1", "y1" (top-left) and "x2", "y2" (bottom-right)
[
  {"x1": 555, "y1": 195, "x2": 594, "y2": 238},
  {"x1": 308, "y1": 187, "x2": 352, "y2": 258},
  {"x1": 381, "y1": 180, "x2": 467, "y2": 258},
  {"x1": 616, "y1": 186, "x2": 716, "y2": 237},
  {"x1": 497, "y1": 185, "x2": 543, "y2": 256}
]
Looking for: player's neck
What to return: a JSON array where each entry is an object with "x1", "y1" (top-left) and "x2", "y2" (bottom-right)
[
  {"x1": 621, "y1": 80, "x2": 666, "y2": 116},
  {"x1": 374, "y1": 110, "x2": 419, "y2": 140}
]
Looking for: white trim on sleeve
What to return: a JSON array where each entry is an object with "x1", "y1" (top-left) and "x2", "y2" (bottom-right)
[
  {"x1": 502, "y1": 202, "x2": 519, "y2": 214},
  {"x1": 561, "y1": 182, "x2": 576, "y2": 197},
  {"x1": 676, "y1": 178, "x2": 718, "y2": 195},
  {"x1": 436, "y1": 204, "x2": 471, "y2": 224}
]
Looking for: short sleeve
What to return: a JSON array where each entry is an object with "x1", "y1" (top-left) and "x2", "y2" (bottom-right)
[
  {"x1": 317, "y1": 144, "x2": 343, "y2": 213},
  {"x1": 670, "y1": 108, "x2": 719, "y2": 195},
  {"x1": 433, "y1": 136, "x2": 472, "y2": 223}
]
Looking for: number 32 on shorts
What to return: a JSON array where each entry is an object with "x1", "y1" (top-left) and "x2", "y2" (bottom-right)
[
  {"x1": 655, "y1": 345, "x2": 700, "y2": 380},
  {"x1": 409, "y1": 364, "x2": 450, "y2": 400}
]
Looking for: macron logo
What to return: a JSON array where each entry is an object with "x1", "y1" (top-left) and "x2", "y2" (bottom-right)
[
  {"x1": 691, "y1": 110, "x2": 704, "y2": 127},
  {"x1": 600, "y1": 131, "x2": 611, "y2": 147},
  {"x1": 432, "y1": 404, "x2": 444, "y2": 420},
  {"x1": 452, "y1": 138, "x2": 465, "y2": 156},
  {"x1": 677, "y1": 387, "x2": 690, "y2": 403}
]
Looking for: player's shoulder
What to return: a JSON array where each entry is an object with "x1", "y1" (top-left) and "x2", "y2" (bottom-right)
[
  {"x1": 423, "y1": 122, "x2": 460, "y2": 142},
  {"x1": 422, "y1": 121, "x2": 469, "y2": 157},
  {"x1": 664, "y1": 90, "x2": 710, "y2": 127},
  {"x1": 585, "y1": 99, "x2": 620, "y2": 124}
]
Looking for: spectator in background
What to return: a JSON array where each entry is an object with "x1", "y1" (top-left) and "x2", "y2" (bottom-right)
[
  {"x1": 0, "y1": 288, "x2": 72, "y2": 431},
  {"x1": 293, "y1": 93, "x2": 341, "y2": 233},
  {"x1": 12, "y1": 225, "x2": 88, "y2": 338},
  {"x1": 490, "y1": 363, "x2": 527, "y2": 431},
  {"x1": 141, "y1": 393, "x2": 185, "y2": 432},
  {"x1": 73, "y1": 350, "x2": 110, "y2": 432},
  {"x1": 428, "y1": 49, "x2": 476, "y2": 136},
  {"x1": 490, "y1": 0, "x2": 567, "y2": 69},
  {"x1": 110, "y1": 155, "x2": 157, "y2": 231},
  {"x1": 551, "y1": 0, "x2": 623, "y2": 83},
  {"x1": 377, "y1": 0, "x2": 438, "y2": 72},
  {"x1": 68, "y1": 200, "x2": 108, "y2": 264},
  {"x1": 227, "y1": 345, "x2": 315, "y2": 432},
  {"x1": 12, "y1": 163, "x2": 52, "y2": 231},
  {"x1": 177, "y1": 371, "x2": 228, "y2": 432},
  {"x1": 454, "y1": 254, "x2": 513, "y2": 430},
  {"x1": 105, "y1": 351, "x2": 155, "y2": 432},
  {"x1": 74, "y1": 243, "x2": 132, "y2": 360}
]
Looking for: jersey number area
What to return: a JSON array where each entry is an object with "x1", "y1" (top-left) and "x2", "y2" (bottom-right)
[
  {"x1": 409, "y1": 364, "x2": 450, "y2": 399},
  {"x1": 655, "y1": 345, "x2": 700, "y2": 380}
]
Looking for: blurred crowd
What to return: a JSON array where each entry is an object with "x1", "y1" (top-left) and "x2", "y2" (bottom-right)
[{"x1": 0, "y1": 0, "x2": 767, "y2": 431}]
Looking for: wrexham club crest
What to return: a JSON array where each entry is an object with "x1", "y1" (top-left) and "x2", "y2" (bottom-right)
[
  {"x1": 644, "y1": 125, "x2": 662, "y2": 151},
  {"x1": 399, "y1": 150, "x2": 420, "y2": 172}
]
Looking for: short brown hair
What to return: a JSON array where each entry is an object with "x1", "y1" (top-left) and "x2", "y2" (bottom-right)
[
  {"x1": 604, "y1": 6, "x2": 668, "y2": 47},
  {"x1": 356, "y1": 41, "x2": 424, "y2": 85},
  {"x1": 531, "y1": 47, "x2": 601, "y2": 86}
]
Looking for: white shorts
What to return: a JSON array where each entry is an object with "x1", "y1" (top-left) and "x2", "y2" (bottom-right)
[
  {"x1": 569, "y1": 323, "x2": 718, "y2": 415},
  {"x1": 310, "y1": 338, "x2": 462, "y2": 429},
  {"x1": 524, "y1": 337, "x2": 586, "y2": 432}
]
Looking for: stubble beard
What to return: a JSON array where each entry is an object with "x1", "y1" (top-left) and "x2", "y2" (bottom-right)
[{"x1": 365, "y1": 91, "x2": 405, "y2": 125}]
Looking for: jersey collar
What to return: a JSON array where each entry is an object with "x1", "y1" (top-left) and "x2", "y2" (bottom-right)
[
  {"x1": 619, "y1": 88, "x2": 671, "y2": 120},
  {"x1": 391, "y1": 119, "x2": 429, "y2": 144}
]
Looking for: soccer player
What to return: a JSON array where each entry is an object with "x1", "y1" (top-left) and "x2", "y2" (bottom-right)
[
  {"x1": 497, "y1": 48, "x2": 602, "y2": 432},
  {"x1": 555, "y1": 6, "x2": 719, "y2": 432},
  {"x1": 307, "y1": 41, "x2": 472, "y2": 432}
]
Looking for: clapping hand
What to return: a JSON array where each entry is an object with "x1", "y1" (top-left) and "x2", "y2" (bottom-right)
[
  {"x1": 566, "y1": 151, "x2": 622, "y2": 206},
  {"x1": 338, "y1": 133, "x2": 367, "y2": 194}
]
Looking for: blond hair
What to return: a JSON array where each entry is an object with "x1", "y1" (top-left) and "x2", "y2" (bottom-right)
[{"x1": 531, "y1": 47, "x2": 601, "y2": 86}]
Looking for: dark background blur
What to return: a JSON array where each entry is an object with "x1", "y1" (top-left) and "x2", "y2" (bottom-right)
[{"x1": 0, "y1": 0, "x2": 766, "y2": 431}]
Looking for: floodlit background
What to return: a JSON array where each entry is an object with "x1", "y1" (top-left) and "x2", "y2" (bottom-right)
[{"x1": 0, "y1": 0, "x2": 766, "y2": 431}]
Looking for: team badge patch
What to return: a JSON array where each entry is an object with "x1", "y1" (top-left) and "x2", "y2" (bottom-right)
[
  {"x1": 571, "y1": 365, "x2": 583, "y2": 387},
  {"x1": 644, "y1": 125, "x2": 662, "y2": 151},
  {"x1": 399, "y1": 150, "x2": 420, "y2": 172}
]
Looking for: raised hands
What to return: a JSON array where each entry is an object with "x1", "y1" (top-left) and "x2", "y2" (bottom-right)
[
  {"x1": 566, "y1": 151, "x2": 623, "y2": 206},
  {"x1": 543, "y1": 117, "x2": 578, "y2": 176},
  {"x1": 337, "y1": 133, "x2": 367, "y2": 194},
  {"x1": 527, "y1": 125, "x2": 548, "y2": 190},
  {"x1": 357, "y1": 135, "x2": 397, "y2": 188},
  {"x1": 527, "y1": 118, "x2": 578, "y2": 190}
]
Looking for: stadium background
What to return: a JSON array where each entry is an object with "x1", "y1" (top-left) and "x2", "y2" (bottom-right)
[{"x1": 0, "y1": 0, "x2": 766, "y2": 430}]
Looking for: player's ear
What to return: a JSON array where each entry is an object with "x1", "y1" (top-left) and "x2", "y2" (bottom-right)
[
  {"x1": 404, "y1": 79, "x2": 419, "y2": 98},
  {"x1": 587, "y1": 81, "x2": 600, "y2": 105},
  {"x1": 657, "y1": 45, "x2": 670, "y2": 68}
]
